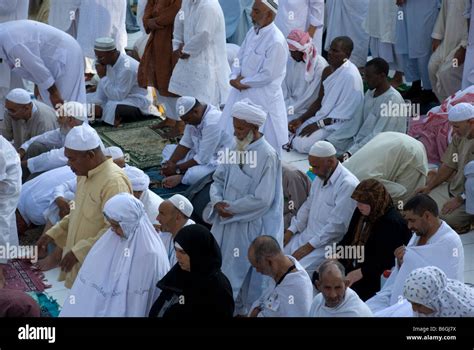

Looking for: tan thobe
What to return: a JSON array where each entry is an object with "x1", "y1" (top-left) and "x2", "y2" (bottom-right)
[
  {"x1": 46, "y1": 159, "x2": 132, "y2": 288},
  {"x1": 2, "y1": 100, "x2": 58, "y2": 149},
  {"x1": 428, "y1": 136, "x2": 474, "y2": 231},
  {"x1": 343, "y1": 132, "x2": 428, "y2": 204}
]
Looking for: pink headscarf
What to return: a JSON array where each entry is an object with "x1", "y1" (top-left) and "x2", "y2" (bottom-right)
[{"x1": 287, "y1": 29, "x2": 317, "y2": 83}]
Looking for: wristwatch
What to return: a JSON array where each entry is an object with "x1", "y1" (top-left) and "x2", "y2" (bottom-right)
[{"x1": 176, "y1": 166, "x2": 181, "y2": 175}]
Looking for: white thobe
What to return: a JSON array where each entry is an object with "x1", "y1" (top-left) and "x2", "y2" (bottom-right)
[
  {"x1": 169, "y1": 0, "x2": 230, "y2": 106},
  {"x1": 161, "y1": 104, "x2": 233, "y2": 185},
  {"x1": 363, "y1": 0, "x2": 403, "y2": 71},
  {"x1": 292, "y1": 60, "x2": 364, "y2": 154},
  {"x1": 87, "y1": 53, "x2": 151, "y2": 126},
  {"x1": 309, "y1": 288, "x2": 373, "y2": 317},
  {"x1": 283, "y1": 55, "x2": 328, "y2": 122},
  {"x1": 0, "y1": 136, "x2": 21, "y2": 264},
  {"x1": 343, "y1": 132, "x2": 428, "y2": 203},
  {"x1": 209, "y1": 137, "x2": 284, "y2": 314},
  {"x1": 466, "y1": 160, "x2": 474, "y2": 214},
  {"x1": 221, "y1": 23, "x2": 289, "y2": 155},
  {"x1": 0, "y1": 20, "x2": 86, "y2": 106},
  {"x1": 158, "y1": 219, "x2": 195, "y2": 267},
  {"x1": 428, "y1": 0, "x2": 468, "y2": 101},
  {"x1": 21, "y1": 128, "x2": 67, "y2": 174},
  {"x1": 366, "y1": 221, "x2": 465, "y2": 315},
  {"x1": 462, "y1": 0, "x2": 474, "y2": 89},
  {"x1": 76, "y1": 0, "x2": 127, "y2": 58},
  {"x1": 284, "y1": 163, "x2": 359, "y2": 274},
  {"x1": 250, "y1": 256, "x2": 314, "y2": 317},
  {"x1": 347, "y1": 87, "x2": 407, "y2": 155},
  {"x1": 0, "y1": 0, "x2": 29, "y2": 22},
  {"x1": 18, "y1": 166, "x2": 76, "y2": 226},
  {"x1": 325, "y1": 0, "x2": 369, "y2": 68},
  {"x1": 48, "y1": 0, "x2": 80, "y2": 36},
  {"x1": 274, "y1": 0, "x2": 325, "y2": 54}
]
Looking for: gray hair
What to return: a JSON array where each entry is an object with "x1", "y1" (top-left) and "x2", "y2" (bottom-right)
[{"x1": 250, "y1": 235, "x2": 282, "y2": 263}]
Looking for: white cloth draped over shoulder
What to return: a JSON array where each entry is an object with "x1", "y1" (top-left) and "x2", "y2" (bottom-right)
[
  {"x1": 60, "y1": 193, "x2": 170, "y2": 317},
  {"x1": 48, "y1": 0, "x2": 80, "y2": 34},
  {"x1": 309, "y1": 288, "x2": 373, "y2": 317}
]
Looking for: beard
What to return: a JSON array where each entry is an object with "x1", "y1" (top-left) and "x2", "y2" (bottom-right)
[
  {"x1": 235, "y1": 131, "x2": 254, "y2": 152},
  {"x1": 252, "y1": 20, "x2": 261, "y2": 33}
]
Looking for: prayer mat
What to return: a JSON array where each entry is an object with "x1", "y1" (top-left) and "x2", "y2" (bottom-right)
[
  {"x1": 26, "y1": 292, "x2": 61, "y2": 317},
  {"x1": 4, "y1": 260, "x2": 51, "y2": 293},
  {"x1": 146, "y1": 167, "x2": 189, "y2": 199},
  {"x1": 94, "y1": 119, "x2": 180, "y2": 169}
]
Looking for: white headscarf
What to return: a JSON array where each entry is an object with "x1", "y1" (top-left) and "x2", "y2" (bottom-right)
[
  {"x1": 403, "y1": 266, "x2": 474, "y2": 317},
  {"x1": 124, "y1": 166, "x2": 150, "y2": 192},
  {"x1": 60, "y1": 193, "x2": 170, "y2": 317}
]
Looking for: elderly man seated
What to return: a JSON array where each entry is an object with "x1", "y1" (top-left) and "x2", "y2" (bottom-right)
[{"x1": 2, "y1": 88, "x2": 58, "y2": 150}]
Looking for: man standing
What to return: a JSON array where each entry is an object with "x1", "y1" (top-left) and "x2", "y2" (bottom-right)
[
  {"x1": 209, "y1": 99, "x2": 283, "y2": 315},
  {"x1": 221, "y1": 0, "x2": 288, "y2": 155},
  {"x1": 89, "y1": 38, "x2": 152, "y2": 127},
  {"x1": 0, "y1": 135, "x2": 21, "y2": 288},
  {"x1": 284, "y1": 141, "x2": 359, "y2": 274},
  {"x1": 2, "y1": 89, "x2": 58, "y2": 150},
  {"x1": 168, "y1": 0, "x2": 230, "y2": 107},
  {"x1": 0, "y1": 20, "x2": 86, "y2": 107},
  {"x1": 462, "y1": 0, "x2": 473, "y2": 89},
  {"x1": 160, "y1": 96, "x2": 233, "y2": 188},
  {"x1": 36, "y1": 125, "x2": 132, "y2": 288}
]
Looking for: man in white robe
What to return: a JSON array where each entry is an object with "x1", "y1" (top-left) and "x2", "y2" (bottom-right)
[
  {"x1": 325, "y1": 0, "x2": 369, "y2": 68},
  {"x1": 288, "y1": 37, "x2": 364, "y2": 154},
  {"x1": 0, "y1": 135, "x2": 22, "y2": 288},
  {"x1": 284, "y1": 141, "x2": 359, "y2": 275},
  {"x1": 157, "y1": 194, "x2": 195, "y2": 267},
  {"x1": 60, "y1": 193, "x2": 170, "y2": 317},
  {"x1": 0, "y1": 20, "x2": 86, "y2": 108},
  {"x1": 169, "y1": 0, "x2": 230, "y2": 106},
  {"x1": 0, "y1": 0, "x2": 28, "y2": 22},
  {"x1": 366, "y1": 194, "x2": 465, "y2": 316},
  {"x1": 274, "y1": 0, "x2": 324, "y2": 54},
  {"x1": 395, "y1": 0, "x2": 439, "y2": 102},
  {"x1": 248, "y1": 236, "x2": 313, "y2": 317},
  {"x1": 343, "y1": 132, "x2": 428, "y2": 204},
  {"x1": 88, "y1": 38, "x2": 152, "y2": 127},
  {"x1": 342, "y1": 58, "x2": 407, "y2": 157},
  {"x1": 19, "y1": 102, "x2": 87, "y2": 180},
  {"x1": 2, "y1": 89, "x2": 58, "y2": 150},
  {"x1": 160, "y1": 96, "x2": 233, "y2": 188},
  {"x1": 309, "y1": 260, "x2": 373, "y2": 317},
  {"x1": 209, "y1": 99, "x2": 283, "y2": 315},
  {"x1": 221, "y1": 0, "x2": 288, "y2": 155},
  {"x1": 48, "y1": 0, "x2": 80, "y2": 37},
  {"x1": 283, "y1": 29, "x2": 328, "y2": 122},
  {"x1": 428, "y1": 0, "x2": 469, "y2": 102},
  {"x1": 462, "y1": 0, "x2": 474, "y2": 89},
  {"x1": 124, "y1": 166, "x2": 164, "y2": 223}
]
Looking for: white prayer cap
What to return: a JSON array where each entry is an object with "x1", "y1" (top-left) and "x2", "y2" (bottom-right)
[
  {"x1": 56, "y1": 101, "x2": 88, "y2": 122},
  {"x1": 104, "y1": 146, "x2": 124, "y2": 160},
  {"x1": 168, "y1": 194, "x2": 193, "y2": 218},
  {"x1": 94, "y1": 37, "x2": 116, "y2": 52},
  {"x1": 176, "y1": 96, "x2": 197, "y2": 117},
  {"x1": 309, "y1": 141, "x2": 336, "y2": 157},
  {"x1": 65, "y1": 124, "x2": 101, "y2": 151},
  {"x1": 261, "y1": 0, "x2": 278, "y2": 13},
  {"x1": 231, "y1": 98, "x2": 267, "y2": 127},
  {"x1": 448, "y1": 103, "x2": 474, "y2": 122},
  {"x1": 124, "y1": 166, "x2": 150, "y2": 192},
  {"x1": 5, "y1": 88, "x2": 31, "y2": 105}
]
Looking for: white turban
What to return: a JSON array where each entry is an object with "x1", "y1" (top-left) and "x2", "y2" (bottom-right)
[
  {"x1": 176, "y1": 96, "x2": 197, "y2": 118},
  {"x1": 262, "y1": 0, "x2": 278, "y2": 13},
  {"x1": 448, "y1": 102, "x2": 474, "y2": 122},
  {"x1": 5, "y1": 88, "x2": 31, "y2": 105},
  {"x1": 65, "y1": 124, "x2": 101, "y2": 151},
  {"x1": 309, "y1": 141, "x2": 336, "y2": 157},
  {"x1": 231, "y1": 98, "x2": 267, "y2": 127},
  {"x1": 124, "y1": 166, "x2": 150, "y2": 192},
  {"x1": 104, "y1": 146, "x2": 124, "y2": 160},
  {"x1": 168, "y1": 194, "x2": 193, "y2": 218},
  {"x1": 57, "y1": 101, "x2": 88, "y2": 122}
]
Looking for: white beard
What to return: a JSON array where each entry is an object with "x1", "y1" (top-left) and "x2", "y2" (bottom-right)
[{"x1": 234, "y1": 131, "x2": 254, "y2": 152}]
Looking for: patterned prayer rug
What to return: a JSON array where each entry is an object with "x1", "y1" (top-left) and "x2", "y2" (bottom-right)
[
  {"x1": 4, "y1": 259, "x2": 51, "y2": 293},
  {"x1": 26, "y1": 292, "x2": 61, "y2": 318},
  {"x1": 146, "y1": 167, "x2": 189, "y2": 199},
  {"x1": 94, "y1": 119, "x2": 180, "y2": 169}
]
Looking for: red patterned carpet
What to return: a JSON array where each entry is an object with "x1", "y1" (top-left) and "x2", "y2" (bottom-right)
[{"x1": 4, "y1": 260, "x2": 50, "y2": 292}]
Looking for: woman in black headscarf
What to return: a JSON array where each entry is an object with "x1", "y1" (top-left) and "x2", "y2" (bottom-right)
[
  {"x1": 337, "y1": 179, "x2": 412, "y2": 301},
  {"x1": 149, "y1": 224, "x2": 234, "y2": 318}
]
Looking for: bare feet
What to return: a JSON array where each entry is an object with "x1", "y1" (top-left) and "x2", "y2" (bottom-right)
[
  {"x1": 35, "y1": 247, "x2": 62, "y2": 271},
  {"x1": 162, "y1": 175, "x2": 184, "y2": 189},
  {"x1": 150, "y1": 118, "x2": 177, "y2": 130},
  {"x1": 159, "y1": 121, "x2": 185, "y2": 139}
]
